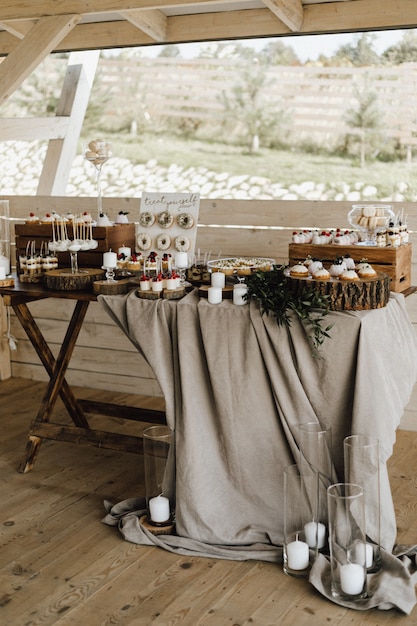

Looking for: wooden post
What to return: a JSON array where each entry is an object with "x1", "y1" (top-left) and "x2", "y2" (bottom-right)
[
  {"x1": 0, "y1": 298, "x2": 11, "y2": 380},
  {"x1": 37, "y1": 50, "x2": 100, "y2": 195}
]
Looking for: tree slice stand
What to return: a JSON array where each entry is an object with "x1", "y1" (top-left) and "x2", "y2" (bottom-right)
[
  {"x1": 43, "y1": 268, "x2": 105, "y2": 291},
  {"x1": 139, "y1": 514, "x2": 175, "y2": 536},
  {"x1": 287, "y1": 272, "x2": 390, "y2": 311},
  {"x1": 93, "y1": 278, "x2": 130, "y2": 295}
]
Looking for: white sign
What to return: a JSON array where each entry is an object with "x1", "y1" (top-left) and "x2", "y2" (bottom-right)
[{"x1": 138, "y1": 192, "x2": 200, "y2": 260}]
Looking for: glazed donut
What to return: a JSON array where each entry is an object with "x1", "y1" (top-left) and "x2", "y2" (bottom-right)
[
  {"x1": 175, "y1": 235, "x2": 190, "y2": 252},
  {"x1": 157, "y1": 211, "x2": 174, "y2": 229},
  {"x1": 137, "y1": 232, "x2": 152, "y2": 251},
  {"x1": 177, "y1": 212, "x2": 194, "y2": 229},
  {"x1": 157, "y1": 233, "x2": 171, "y2": 251},
  {"x1": 139, "y1": 211, "x2": 155, "y2": 227}
]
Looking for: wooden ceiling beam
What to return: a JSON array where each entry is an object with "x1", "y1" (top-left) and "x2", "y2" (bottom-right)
[
  {"x1": 0, "y1": 20, "x2": 36, "y2": 39},
  {"x1": 0, "y1": 0, "x2": 242, "y2": 22},
  {"x1": 0, "y1": 1, "x2": 416, "y2": 55},
  {"x1": 120, "y1": 9, "x2": 168, "y2": 42},
  {"x1": 261, "y1": 0, "x2": 304, "y2": 32},
  {"x1": 0, "y1": 15, "x2": 80, "y2": 103}
]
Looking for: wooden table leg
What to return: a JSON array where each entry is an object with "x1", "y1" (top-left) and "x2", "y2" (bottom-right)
[{"x1": 16, "y1": 300, "x2": 91, "y2": 472}]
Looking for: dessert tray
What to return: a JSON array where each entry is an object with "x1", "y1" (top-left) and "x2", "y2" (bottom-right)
[{"x1": 207, "y1": 257, "x2": 275, "y2": 276}]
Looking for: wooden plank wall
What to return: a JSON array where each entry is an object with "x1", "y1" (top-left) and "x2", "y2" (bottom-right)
[{"x1": 1, "y1": 195, "x2": 416, "y2": 396}]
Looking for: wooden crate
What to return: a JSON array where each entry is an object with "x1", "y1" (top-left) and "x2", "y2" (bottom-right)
[
  {"x1": 288, "y1": 243, "x2": 412, "y2": 293},
  {"x1": 15, "y1": 223, "x2": 136, "y2": 273}
]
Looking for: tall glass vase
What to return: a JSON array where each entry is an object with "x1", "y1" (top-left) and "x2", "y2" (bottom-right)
[{"x1": 344, "y1": 435, "x2": 381, "y2": 572}]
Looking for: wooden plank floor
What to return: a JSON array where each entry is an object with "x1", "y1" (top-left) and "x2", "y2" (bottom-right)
[{"x1": 1, "y1": 378, "x2": 416, "y2": 625}]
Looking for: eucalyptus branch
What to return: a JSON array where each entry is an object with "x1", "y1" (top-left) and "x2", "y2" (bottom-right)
[{"x1": 245, "y1": 265, "x2": 333, "y2": 352}]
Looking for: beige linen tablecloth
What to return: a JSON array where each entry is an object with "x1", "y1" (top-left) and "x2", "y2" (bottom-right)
[{"x1": 100, "y1": 290, "x2": 417, "y2": 556}]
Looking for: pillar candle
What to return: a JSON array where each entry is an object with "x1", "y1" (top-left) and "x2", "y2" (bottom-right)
[
  {"x1": 340, "y1": 563, "x2": 365, "y2": 596},
  {"x1": 103, "y1": 251, "x2": 117, "y2": 268},
  {"x1": 211, "y1": 271, "x2": 225, "y2": 288},
  {"x1": 304, "y1": 521, "x2": 326, "y2": 549},
  {"x1": 175, "y1": 252, "x2": 188, "y2": 268},
  {"x1": 149, "y1": 495, "x2": 170, "y2": 523},
  {"x1": 0, "y1": 254, "x2": 10, "y2": 275},
  {"x1": 286, "y1": 539, "x2": 309, "y2": 571},
  {"x1": 208, "y1": 286, "x2": 222, "y2": 304},
  {"x1": 0, "y1": 266, "x2": 6, "y2": 280},
  {"x1": 233, "y1": 283, "x2": 248, "y2": 305},
  {"x1": 118, "y1": 246, "x2": 131, "y2": 258}
]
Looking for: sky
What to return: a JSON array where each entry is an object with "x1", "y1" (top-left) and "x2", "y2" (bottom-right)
[{"x1": 143, "y1": 29, "x2": 410, "y2": 62}]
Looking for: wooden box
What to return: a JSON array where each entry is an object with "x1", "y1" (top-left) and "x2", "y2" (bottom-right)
[
  {"x1": 288, "y1": 243, "x2": 412, "y2": 293},
  {"x1": 15, "y1": 223, "x2": 136, "y2": 273}
]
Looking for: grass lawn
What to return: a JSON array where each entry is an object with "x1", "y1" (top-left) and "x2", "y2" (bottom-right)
[{"x1": 103, "y1": 132, "x2": 417, "y2": 198}]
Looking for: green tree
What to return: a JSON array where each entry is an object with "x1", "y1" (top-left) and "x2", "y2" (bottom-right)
[
  {"x1": 383, "y1": 30, "x2": 417, "y2": 64},
  {"x1": 219, "y1": 60, "x2": 289, "y2": 153},
  {"x1": 333, "y1": 33, "x2": 381, "y2": 66},
  {"x1": 344, "y1": 78, "x2": 385, "y2": 166},
  {"x1": 258, "y1": 40, "x2": 300, "y2": 66}
]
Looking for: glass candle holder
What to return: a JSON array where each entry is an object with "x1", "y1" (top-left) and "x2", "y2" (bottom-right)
[
  {"x1": 143, "y1": 425, "x2": 175, "y2": 526},
  {"x1": 344, "y1": 435, "x2": 381, "y2": 572},
  {"x1": 298, "y1": 421, "x2": 337, "y2": 552},
  {"x1": 283, "y1": 464, "x2": 320, "y2": 577},
  {"x1": 327, "y1": 483, "x2": 367, "y2": 601}
]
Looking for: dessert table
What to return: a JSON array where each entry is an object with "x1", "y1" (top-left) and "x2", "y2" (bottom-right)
[{"x1": 99, "y1": 288, "x2": 417, "y2": 556}]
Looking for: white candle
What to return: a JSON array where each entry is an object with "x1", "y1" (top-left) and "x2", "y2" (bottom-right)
[
  {"x1": 365, "y1": 543, "x2": 374, "y2": 568},
  {"x1": 233, "y1": 283, "x2": 248, "y2": 305},
  {"x1": 0, "y1": 266, "x2": 6, "y2": 280},
  {"x1": 286, "y1": 539, "x2": 309, "y2": 571},
  {"x1": 0, "y1": 254, "x2": 10, "y2": 275},
  {"x1": 103, "y1": 251, "x2": 117, "y2": 268},
  {"x1": 304, "y1": 521, "x2": 326, "y2": 550},
  {"x1": 118, "y1": 246, "x2": 131, "y2": 258},
  {"x1": 175, "y1": 252, "x2": 188, "y2": 269},
  {"x1": 211, "y1": 271, "x2": 225, "y2": 288},
  {"x1": 208, "y1": 286, "x2": 222, "y2": 304},
  {"x1": 340, "y1": 563, "x2": 365, "y2": 596},
  {"x1": 149, "y1": 495, "x2": 170, "y2": 523}
]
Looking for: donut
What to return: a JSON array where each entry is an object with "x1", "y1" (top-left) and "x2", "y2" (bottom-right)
[
  {"x1": 175, "y1": 235, "x2": 190, "y2": 252},
  {"x1": 137, "y1": 232, "x2": 152, "y2": 251},
  {"x1": 157, "y1": 211, "x2": 174, "y2": 229},
  {"x1": 157, "y1": 233, "x2": 171, "y2": 251},
  {"x1": 177, "y1": 212, "x2": 194, "y2": 229},
  {"x1": 139, "y1": 211, "x2": 155, "y2": 227}
]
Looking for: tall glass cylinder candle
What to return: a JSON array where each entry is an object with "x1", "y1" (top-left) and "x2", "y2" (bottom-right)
[
  {"x1": 327, "y1": 483, "x2": 367, "y2": 600},
  {"x1": 0, "y1": 200, "x2": 11, "y2": 275},
  {"x1": 344, "y1": 435, "x2": 381, "y2": 572},
  {"x1": 283, "y1": 464, "x2": 319, "y2": 577},
  {"x1": 143, "y1": 425, "x2": 175, "y2": 526},
  {"x1": 298, "y1": 421, "x2": 336, "y2": 551}
]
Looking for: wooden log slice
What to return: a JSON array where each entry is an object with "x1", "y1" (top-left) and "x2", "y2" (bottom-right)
[
  {"x1": 139, "y1": 514, "x2": 175, "y2": 536},
  {"x1": 43, "y1": 268, "x2": 105, "y2": 291},
  {"x1": 287, "y1": 272, "x2": 390, "y2": 311},
  {"x1": 93, "y1": 279, "x2": 130, "y2": 295}
]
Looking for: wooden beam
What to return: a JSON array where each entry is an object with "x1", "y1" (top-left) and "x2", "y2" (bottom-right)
[
  {"x1": 0, "y1": 20, "x2": 36, "y2": 39},
  {"x1": 37, "y1": 51, "x2": 100, "y2": 195},
  {"x1": 121, "y1": 9, "x2": 168, "y2": 42},
  {"x1": 261, "y1": 0, "x2": 304, "y2": 32},
  {"x1": 0, "y1": 14, "x2": 80, "y2": 103},
  {"x1": 0, "y1": 117, "x2": 69, "y2": 141},
  {"x1": 0, "y1": 1, "x2": 243, "y2": 22}
]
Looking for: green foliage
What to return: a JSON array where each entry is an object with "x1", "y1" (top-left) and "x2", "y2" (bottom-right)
[{"x1": 245, "y1": 265, "x2": 333, "y2": 352}]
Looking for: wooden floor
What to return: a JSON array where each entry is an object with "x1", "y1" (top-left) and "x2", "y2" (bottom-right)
[{"x1": 1, "y1": 378, "x2": 417, "y2": 625}]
